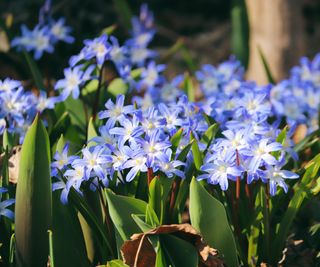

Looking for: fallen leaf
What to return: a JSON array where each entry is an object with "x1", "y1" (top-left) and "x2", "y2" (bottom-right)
[{"x1": 121, "y1": 223, "x2": 224, "y2": 267}]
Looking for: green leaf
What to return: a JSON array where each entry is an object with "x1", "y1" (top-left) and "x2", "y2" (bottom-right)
[
  {"x1": 158, "y1": 176, "x2": 174, "y2": 224},
  {"x1": 15, "y1": 115, "x2": 52, "y2": 267},
  {"x1": 247, "y1": 190, "x2": 263, "y2": 265},
  {"x1": 54, "y1": 134, "x2": 66, "y2": 154},
  {"x1": 231, "y1": 0, "x2": 250, "y2": 68},
  {"x1": 49, "y1": 112, "x2": 71, "y2": 146},
  {"x1": 149, "y1": 178, "x2": 162, "y2": 222},
  {"x1": 80, "y1": 185, "x2": 106, "y2": 263},
  {"x1": 108, "y1": 78, "x2": 128, "y2": 97},
  {"x1": 107, "y1": 259, "x2": 129, "y2": 267},
  {"x1": 145, "y1": 204, "x2": 160, "y2": 227},
  {"x1": 155, "y1": 242, "x2": 168, "y2": 267},
  {"x1": 293, "y1": 128, "x2": 320, "y2": 154},
  {"x1": 87, "y1": 117, "x2": 98, "y2": 147},
  {"x1": 172, "y1": 179, "x2": 189, "y2": 223},
  {"x1": 271, "y1": 154, "x2": 320, "y2": 264},
  {"x1": 3, "y1": 129, "x2": 14, "y2": 151},
  {"x1": 177, "y1": 140, "x2": 194, "y2": 162},
  {"x1": 200, "y1": 123, "x2": 219, "y2": 148},
  {"x1": 183, "y1": 74, "x2": 195, "y2": 102},
  {"x1": 105, "y1": 189, "x2": 147, "y2": 244},
  {"x1": 170, "y1": 128, "x2": 184, "y2": 156},
  {"x1": 189, "y1": 177, "x2": 238, "y2": 267},
  {"x1": 190, "y1": 132, "x2": 203, "y2": 170},
  {"x1": 64, "y1": 96, "x2": 87, "y2": 130},
  {"x1": 101, "y1": 24, "x2": 118, "y2": 36},
  {"x1": 23, "y1": 51, "x2": 45, "y2": 89},
  {"x1": 272, "y1": 126, "x2": 287, "y2": 159},
  {"x1": 113, "y1": 0, "x2": 133, "y2": 30},
  {"x1": 52, "y1": 191, "x2": 90, "y2": 267},
  {"x1": 180, "y1": 46, "x2": 197, "y2": 72},
  {"x1": 203, "y1": 113, "x2": 216, "y2": 126},
  {"x1": 161, "y1": 234, "x2": 198, "y2": 267},
  {"x1": 131, "y1": 214, "x2": 154, "y2": 233},
  {"x1": 257, "y1": 46, "x2": 275, "y2": 84},
  {"x1": 67, "y1": 188, "x2": 114, "y2": 258}
]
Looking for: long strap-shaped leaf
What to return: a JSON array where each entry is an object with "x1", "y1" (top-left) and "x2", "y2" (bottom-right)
[
  {"x1": 15, "y1": 115, "x2": 52, "y2": 267},
  {"x1": 189, "y1": 177, "x2": 239, "y2": 267},
  {"x1": 271, "y1": 154, "x2": 320, "y2": 264}
]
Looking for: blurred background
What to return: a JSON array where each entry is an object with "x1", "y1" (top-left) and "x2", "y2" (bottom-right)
[{"x1": 0, "y1": 0, "x2": 320, "y2": 84}]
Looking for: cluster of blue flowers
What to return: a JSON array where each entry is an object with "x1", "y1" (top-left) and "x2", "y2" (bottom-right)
[
  {"x1": 194, "y1": 60, "x2": 306, "y2": 195},
  {"x1": 49, "y1": 3, "x2": 320, "y2": 201},
  {"x1": 0, "y1": 78, "x2": 58, "y2": 142},
  {"x1": 54, "y1": 4, "x2": 161, "y2": 100},
  {"x1": 271, "y1": 54, "x2": 320, "y2": 132},
  {"x1": 51, "y1": 94, "x2": 208, "y2": 203},
  {"x1": 5, "y1": 2, "x2": 319, "y2": 202},
  {"x1": 196, "y1": 55, "x2": 320, "y2": 134},
  {"x1": 11, "y1": 0, "x2": 74, "y2": 59}
]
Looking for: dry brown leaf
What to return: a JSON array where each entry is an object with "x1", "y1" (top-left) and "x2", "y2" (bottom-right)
[
  {"x1": 121, "y1": 234, "x2": 156, "y2": 267},
  {"x1": 121, "y1": 223, "x2": 224, "y2": 267}
]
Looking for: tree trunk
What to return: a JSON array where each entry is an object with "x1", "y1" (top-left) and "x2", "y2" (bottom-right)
[{"x1": 246, "y1": 0, "x2": 305, "y2": 84}]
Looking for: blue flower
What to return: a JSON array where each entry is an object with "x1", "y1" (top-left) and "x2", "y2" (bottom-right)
[
  {"x1": 158, "y1": 103, "x2": 183, "y2": 135},
  {"x1": 136, "y1": 129, "x2": 171, "y2": 167},
  {"x1": 109, "y1": 114, "x2": 144, "y2": 143},
  {"x1": 98, "y1": 94, "x2": 135, "y2": 128},
  {"x1": 242, "y1": 139, "x2": 282, "y2": 172},
  {"x1": 199, "y1": 150, "x2": 243, "y2": 190},
  {"x1": 110, "y1": 140, "x2": 133, "y2": 171},
  {"x1": 237, "y1": 92, "x2": 271, "y2": 119},
  {"x1": 138, "y1": 62, "x2": 165, "y2": 91},
  {"x1": 0, "y1": 78, "x2": 21, "y2": 93},
  {"x1": 83, "y1": 34, "x2": 112, "y2": 67},
  {"x1": 51, "y1": 143, "x2": 78, "y2": 176},
  {"x1": 72, "y1": 146, "x2": 112, "y2": 180},
  {"x1": 129, "y1": 47, "x2": 157, "y2": 66},
  {"x1": 109, "y1": 36, "x2": 128, "y2": 67},
  {"x1": 218, "y1": 129, "x2": 248, "y2": 154},
  {"x1": 36, "y1": 91, "x2": 59, "y2": 113},
  {"x1": 0, "y1": 188, "x2": 15, "y2": 220},
  {"x1": 55, "y1": 165, "x2": 87, "y2": 204},
  {"x1": 92, "y1": 125, "x2": 117, "y2": 147},
  {"x1": 0, "y1": 86, "x2": 30, "y2": 125},
  {"x1": 49, "y1": 18, "x2": 75, "y2": 44},
  {"x1": 137, "y1": 106, "x2": 164, "y2": 135},
  {"x1": 11, "y1": 25, "x2": 54, "y2": 60},
  {"x1": 156, "y1": 149, "x2": 185, "y2": 178},
  {"x1": 122, "y1": 148, "x2": 148, "y2": 182},
  {"x1": 55, "y1": 65, "x2": 94, "y2": 100},
  {"x1": 260, "y1": 156, "x2": 299, "y2": 195}
]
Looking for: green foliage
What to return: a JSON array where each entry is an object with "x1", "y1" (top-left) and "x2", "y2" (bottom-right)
[
  {"x1": 14, "y1": 115, "x2": 52, "y2": 267},
  {"x1": 189, "y1": 177, "x2": 239, "y2": 267},
  {"x1": 105, "y1": 189, "x2": 147, "y2": 244},
  {"x1": 231, "y1": 0, "x2": 249, "y2": 68},
  {"x1": 271, "y1": 154, "x2": 320, "y2": 264},
  {"x1": 23, "y1": 51, "x2": 45, "y2": 90},
  {"x1": 257, "y1": 46, "x2": 275, "y2": 84},
  {"x1": 160, "y1": 234, "x2": 199, "y2": 267}
]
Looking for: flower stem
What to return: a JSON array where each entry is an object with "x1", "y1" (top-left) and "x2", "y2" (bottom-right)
[
  {"x1": 92, "y1": 65, "x2": 105, "y2": 120},
  {"x1": 235, "y1": 149, "x2": 241, "y2": 199},
  {"x1": 147, "y1": 167, "x2": 154, "y2": 185}
]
